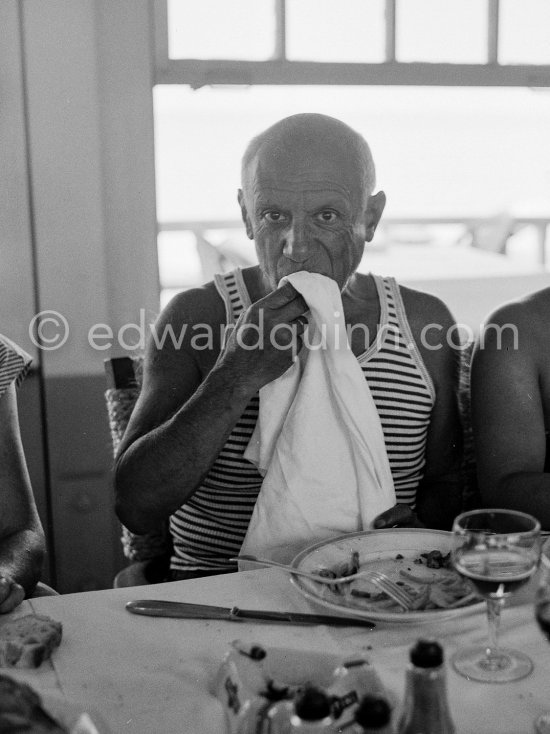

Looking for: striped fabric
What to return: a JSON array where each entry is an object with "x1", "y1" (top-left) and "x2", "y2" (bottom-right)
[
  {"x1": 0, "y1": 335, "x2": 32, "y2": 400},
  {"x1": 170, "y1": 271, "x2": 434, "y2": 573}
]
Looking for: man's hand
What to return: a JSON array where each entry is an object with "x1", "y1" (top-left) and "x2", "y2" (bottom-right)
[
  {"x1": 373, "y1": 504, "x2": 425, "y2": 530},
  {"x1": 0, "y1": 575, "x2": 25, "y2": 613},
  {"x1": 219, "y1": 282, "x2": 309, "y2": 392}
]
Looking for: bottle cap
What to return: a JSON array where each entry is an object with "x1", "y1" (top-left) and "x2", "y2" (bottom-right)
[
  {"x1": 294, "y1": 686, "x2": 331, "y2": 721},
  {"x1": 354, "y1": 694, "x2": 391, "y2": 728},
  {"x1": 410, "y1": 639, "x2": 443, "y2": 668}
]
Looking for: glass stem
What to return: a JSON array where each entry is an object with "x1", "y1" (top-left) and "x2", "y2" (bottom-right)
[{"x1": 486, "y1": 597, "x2": 504, "y2": 662}]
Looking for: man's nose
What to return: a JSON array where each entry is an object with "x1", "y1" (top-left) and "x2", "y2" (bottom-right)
[{"x1": 282, "y1": 219, "x2": 310, "y2": 262}]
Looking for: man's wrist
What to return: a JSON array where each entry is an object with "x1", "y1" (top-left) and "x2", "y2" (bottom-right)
[{"x1": 207, "y1": 361, "x2": 258, "y2": 404}]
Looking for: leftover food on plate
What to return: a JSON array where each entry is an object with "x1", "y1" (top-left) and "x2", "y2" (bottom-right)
[
  {"x1": 0, "y1": 614, "x2": 62, "y2": 668},
  {"x1": 315, "y1": 548, "x2": 478, "y2": 613}
]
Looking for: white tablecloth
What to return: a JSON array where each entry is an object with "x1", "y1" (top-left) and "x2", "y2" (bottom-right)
[{"x1": 2, "y1": 568, "x2": 548, "y2": 734}]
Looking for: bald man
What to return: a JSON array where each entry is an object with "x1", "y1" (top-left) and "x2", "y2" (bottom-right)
[{"x1": 115, "y1": 114, "x2": 463, "y2": 580}]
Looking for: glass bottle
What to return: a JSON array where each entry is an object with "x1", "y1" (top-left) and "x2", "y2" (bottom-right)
[{"x1": 396, "y1": 639, "x2": 455, "y2": 734}]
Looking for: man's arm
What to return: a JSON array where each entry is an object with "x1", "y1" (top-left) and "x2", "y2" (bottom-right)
[
  {"x1": 0, "y1": 384, "x2": 45, "y2": 612},
  {"x1": 375, "y1": 290, "x2": 463, "y2": 530},
  {"x1": 115, "y1": 281, "x2": 308, "y2": 534},
  {"x1": 472, "y1": 299, "x2": 550, "y2": 526}
]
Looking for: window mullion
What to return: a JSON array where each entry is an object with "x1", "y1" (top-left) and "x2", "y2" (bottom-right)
[
  {"x1": 487, "y1": 0, "x2": 500, "y2": 64},
  {"x1": 385, "y1": 0, "x2": 396, "y2": 62},
  {"x1": 274, "y1": 0, "x2": 286, "y2": 60}
]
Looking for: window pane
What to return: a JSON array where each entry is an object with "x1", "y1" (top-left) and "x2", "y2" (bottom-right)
[
  {"x1": 396, "y1": 0, "x2": 488, "y2": 63},
  {"x1": 167, "y1": 0, "x2": 276, "y2": 60},
  {"x1": 286, "y1": 0, "x2": 385, "y2": 62},
  {"x1": 499, "y1": 0, "x2": 550, "y2": 64},
  {"x1": 157, "y1": 231, "x2": 202, "y2": 288},
  {"x1": 154, "y1": 85, "x2": 550, "y2": 309}
]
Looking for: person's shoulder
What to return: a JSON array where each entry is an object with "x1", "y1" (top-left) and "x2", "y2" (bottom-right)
[
  {"x1": 478, "y1": 286, "x2": 550, "y2": 356},
  {"x1": 485, "y1": 286, "x2": 550, "y2": 328},
  {"x1": 158, "y1": 279, "x2": 225, "y2": 329},
  {"x1": 398, "y1": 282, "x2": 456, "y2": 329},
  {"x1": 144, "y1": 279, "x2": 226, "y2": 375}
]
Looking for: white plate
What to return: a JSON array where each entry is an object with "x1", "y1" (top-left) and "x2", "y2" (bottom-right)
[{"x1": 290, "y1": 528, "x2": 485, "y2": 623}]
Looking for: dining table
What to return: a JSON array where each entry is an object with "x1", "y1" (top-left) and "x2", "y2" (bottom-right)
[{"x1": 2, "y1": 566, "x2": 549, "y2": 734}]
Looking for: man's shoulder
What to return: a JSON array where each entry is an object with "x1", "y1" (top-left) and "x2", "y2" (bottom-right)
[
  {"x1": 159, "y1": 280, "x2": 226, "y2": 328},
  {"x1": 479, "y1": 286, "x2": 550, "y2": 356},
  {"x1": 397, "y1": 283, "x2": 456, "y2": 329},
  {"x1": 485, "y1": 286, "x2": 550, "y2": 328}
]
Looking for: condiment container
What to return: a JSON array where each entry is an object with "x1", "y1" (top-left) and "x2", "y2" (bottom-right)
[{"x1": 396, "y1": 639, "x2": 455, "y2": 734}]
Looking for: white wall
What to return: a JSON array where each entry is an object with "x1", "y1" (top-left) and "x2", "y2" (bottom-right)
[
  {"x1": 0, "y1": 2, "x2": 36, "y2": 357},
  {"x1": 2, "y1": 0, "x2": 160, "y2": 378},
  {"x1": 0, "y1": 0, "x2": 161, "y2": 591}
]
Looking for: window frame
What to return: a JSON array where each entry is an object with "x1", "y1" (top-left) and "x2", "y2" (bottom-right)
[{"x1": 153, "y1": 0, "x2": 550, "y2": 87}]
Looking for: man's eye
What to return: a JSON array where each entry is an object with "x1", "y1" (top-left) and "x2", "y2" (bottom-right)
[
  {"x1": 263, "y1": 211, "x2": 286, "y2": 223},
  {"x1": 317, "y1": 210, "x2": 338, "y2": 223}
]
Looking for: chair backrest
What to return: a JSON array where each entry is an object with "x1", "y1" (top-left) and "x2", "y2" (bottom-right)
[
  {"x1": 105, "y1": 356, "x2": 142, "y2": 455},
  {"x1": 104, "y1": 356, "x2": 171, "y2": 562}
]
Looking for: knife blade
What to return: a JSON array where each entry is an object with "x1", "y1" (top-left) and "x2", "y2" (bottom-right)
[{"x1": 126, "y1": 600, "x2": 375, "y2": 627}]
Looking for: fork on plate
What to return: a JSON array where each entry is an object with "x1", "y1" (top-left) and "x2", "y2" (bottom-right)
[{"x1": 232, "y1": 554, "x2": 413, "y2": 611}]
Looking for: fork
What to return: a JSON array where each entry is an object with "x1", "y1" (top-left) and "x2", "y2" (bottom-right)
[{"x1": 232, "y1": 555, "x2": 413, "y2": 611}]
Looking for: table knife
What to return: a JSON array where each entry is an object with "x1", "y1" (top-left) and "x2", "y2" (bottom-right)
[{"x1": 126, "y1": 600, "x2": 375, "y2": 627}]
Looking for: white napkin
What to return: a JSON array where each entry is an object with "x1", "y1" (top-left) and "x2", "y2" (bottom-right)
[{"x1": 240, "y1": 272, "x2": 395, "y2": 564}]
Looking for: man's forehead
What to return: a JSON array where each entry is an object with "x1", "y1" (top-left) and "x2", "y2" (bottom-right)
[{"x1": 246, "y1": 145, "x2": 363, "y2": 198}]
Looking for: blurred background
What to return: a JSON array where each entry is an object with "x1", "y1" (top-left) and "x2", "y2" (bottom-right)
[{"x1": 1, "y1": 0, "x2": 549, "y2": 592}]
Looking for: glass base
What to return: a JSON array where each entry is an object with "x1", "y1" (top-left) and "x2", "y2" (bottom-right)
[
  {"x1": 536, "y1": 714, "x2": 550, "y2": 734},
  {"x1": 451, "y1": 645, "x2": 533, "y2": 683}
]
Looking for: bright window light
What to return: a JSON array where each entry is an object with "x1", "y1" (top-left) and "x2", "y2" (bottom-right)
[
  {"x1": 154, "y1": 85, "x2": 550, "y2": 221},
  {"x1": 167, "y1": 0, "x2": 276, "y2": 60},
  {"x1": 499, "y1": 0, "x2": 550, "y2": 64},
  {"x1": 396, "y1": 0, "x2": 488, "y2": 63},
  {"x1": 286, "y1": 0, "x2": 386, "y2": 63}
]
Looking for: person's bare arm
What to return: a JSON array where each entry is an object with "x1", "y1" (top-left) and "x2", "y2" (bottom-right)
[
  {"x1": 0, "y1": 384, "x2": 45, "y2": 612},
  {"x1": 115, "y1": 281, "x2": 308, "y2": 534},
  {"x1": 374, "y1": 291, "x2": 463, "y2": 530},
  {"x1": 472, "y1": 299, "x2": 550, "y2": 526}
]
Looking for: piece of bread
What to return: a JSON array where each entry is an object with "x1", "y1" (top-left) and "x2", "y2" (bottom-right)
[{"x1": 0, "y1": 614, "x2": 62, "y2": 668}]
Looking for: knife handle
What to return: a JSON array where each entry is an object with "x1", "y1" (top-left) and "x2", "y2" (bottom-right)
[{"x1": 125, "y1": 600, "x2": 232, "y2": 619}]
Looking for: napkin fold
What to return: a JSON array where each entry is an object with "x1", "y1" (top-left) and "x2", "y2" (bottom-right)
[{"x1": 240, "y1": 272, "x2": 395, "y2": 565}]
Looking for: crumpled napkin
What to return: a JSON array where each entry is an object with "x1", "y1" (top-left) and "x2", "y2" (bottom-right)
[{"x1": 240, "y1": 272, "x2": 395, "y2": 564}]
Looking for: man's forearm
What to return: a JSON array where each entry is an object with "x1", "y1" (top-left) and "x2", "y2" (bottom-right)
[
  {"x1": 115, "y1": 365, "x2": 254, "y2": 534},
  {"x1": 0, "y1": 528, "x2": 45, "y2": 597}
]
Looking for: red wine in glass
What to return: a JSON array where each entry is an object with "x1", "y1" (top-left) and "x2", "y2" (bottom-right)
[
  {"x1": 451, "y1": 509, "x2": 540, "y2": 684},
  {"x1": 454, "y1": 548, "x2": 536, "y2": 598}
]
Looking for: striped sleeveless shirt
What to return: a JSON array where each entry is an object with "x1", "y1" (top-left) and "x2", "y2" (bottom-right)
[
  {"x1": 170, "y1": 269, "x2": 435, "y2": 573},
  {"x1": 0, "y1": 335, "x2": 32, "y2": 400}
]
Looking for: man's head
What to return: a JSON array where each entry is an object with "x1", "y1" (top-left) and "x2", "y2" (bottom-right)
[{"x1": 238, "y1": 113, "x2": 385, "y2": 291}]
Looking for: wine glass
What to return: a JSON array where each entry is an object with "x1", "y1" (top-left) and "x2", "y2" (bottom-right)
[
  {"x1": 534, "y1": 537, "x2": 550, "y2": 733},
  {"x1": 451, "y1": 508, "x2": 541, "y2": 683}
]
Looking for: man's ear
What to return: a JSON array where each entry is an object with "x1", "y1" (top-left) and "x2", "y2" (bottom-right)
[
  {"x1": 238, "y1": 189, "x2": 254, "y2": 240},
  {"x1": 364, "y1": 190, "x2": 386, "y2": 242}
]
